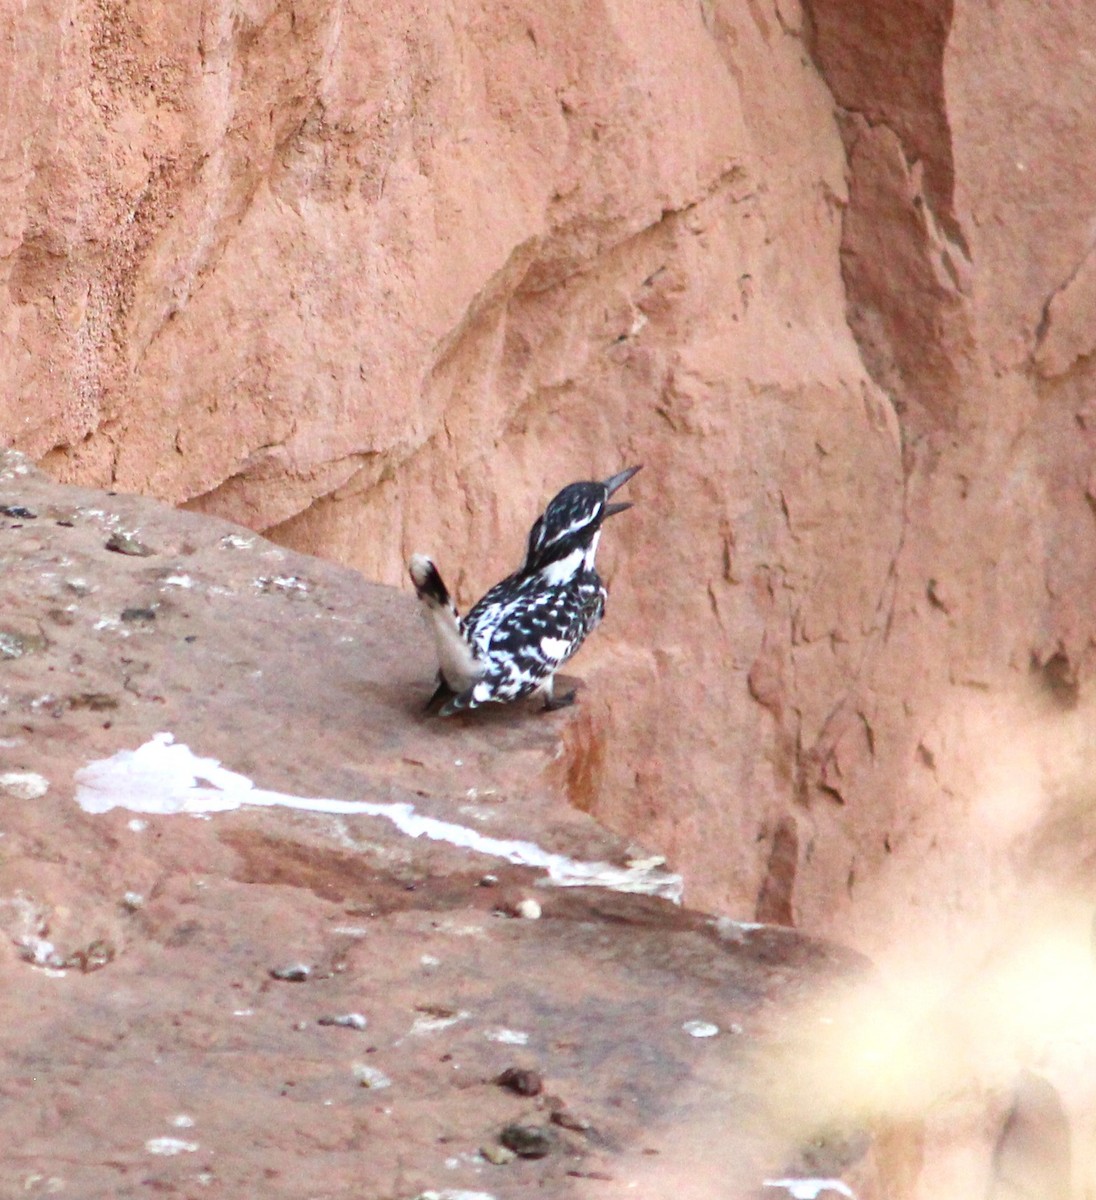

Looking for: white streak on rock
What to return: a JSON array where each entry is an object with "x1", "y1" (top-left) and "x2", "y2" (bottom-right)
[{"x1": 74, "y1": 734, "x2": 682, "y2": 901}]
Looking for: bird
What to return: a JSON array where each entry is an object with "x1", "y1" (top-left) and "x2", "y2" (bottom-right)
[{"x1": 408, "y1": 465, "x2": 641, "y2": 716}]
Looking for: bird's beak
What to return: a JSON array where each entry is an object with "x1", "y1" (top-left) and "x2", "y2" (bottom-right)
[
  {"x1": 603, "y1": 464, "x2": 642, "y2": 496},
  {"x1": 602, "y1": 464, "x2": 641, "y2": 518}
]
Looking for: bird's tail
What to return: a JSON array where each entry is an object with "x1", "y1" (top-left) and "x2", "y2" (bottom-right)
[
  {"x1": 409, "y1": 555, "x2": 483, "y2": 705},
  {"x1": 409, "y1": 554, "x2": 457, "y2": 614}
]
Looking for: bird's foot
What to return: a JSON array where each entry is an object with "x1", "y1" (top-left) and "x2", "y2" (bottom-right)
[
  {"x1": 438, "y1": 685, "x2": 479, "y2": 717},
  {"x1": 542, "y1": 688, "x2": 577, "y2": 712}
]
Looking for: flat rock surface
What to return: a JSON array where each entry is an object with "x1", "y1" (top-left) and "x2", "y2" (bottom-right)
[{"x1": 0, "y1": 456, "x2": 874, "y2": 1199}]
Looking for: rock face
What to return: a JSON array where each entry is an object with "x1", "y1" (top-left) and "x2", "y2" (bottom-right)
[
  {"x1": 3, "y1": 0, "x2": 1096, "y2": 1195},
  {"x1": 0, "y1": 457, "x2": 883, "y2": 1198}
]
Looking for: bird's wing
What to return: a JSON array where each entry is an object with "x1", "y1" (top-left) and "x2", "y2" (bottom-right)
[
  {"x1": 462, "y1": 573, "x2": 524, "y2": 656},
  {"x1": 445, "y1": 580, "x2": 605, "y2": 711}
]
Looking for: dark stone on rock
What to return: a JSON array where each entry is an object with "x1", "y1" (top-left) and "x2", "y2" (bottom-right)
[
  {"x1": 105, "y1": 531, "x2": 154, "y2": 557},
  {"x1": 499, "y1": 1123, "x2": 556, "y2": 1159},
  {"x1": 68, "y1": 693, "x2": 119, "y2": 712},
  {"x1": 121, "y1": 607, "x2": 157, "y2": 622},
  {"x1": 495, "y1": 1067, "x2": 543, "y2": 1097}
]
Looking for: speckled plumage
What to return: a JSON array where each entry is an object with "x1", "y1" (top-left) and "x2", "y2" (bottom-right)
[
  {"x1": 409, "y1": 466, "x2": 640, "y2": 716},
  {"x1": 459, "y1": 567, "x2": 606, "y2": 705}
]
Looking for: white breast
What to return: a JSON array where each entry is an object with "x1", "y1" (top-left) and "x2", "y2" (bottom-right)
[{"x1": 540, "y1": 546, "x2": 586, "y2": 587}]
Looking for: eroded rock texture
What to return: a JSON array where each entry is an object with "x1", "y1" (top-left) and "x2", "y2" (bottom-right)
[{"x1": 3, "y1": 1, "x2": 1096, "y2": 1195}]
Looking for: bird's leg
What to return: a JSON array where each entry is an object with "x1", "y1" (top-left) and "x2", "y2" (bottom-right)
[
  {"x1": 540, "y1": 675, "x2": 577, "y2": 712},
  {"x1": 423, "y1": 673, "x2": 454, "y2": 713},
  {"x1": 439, "y1": 687, "x2": 477, "y2": 718}
]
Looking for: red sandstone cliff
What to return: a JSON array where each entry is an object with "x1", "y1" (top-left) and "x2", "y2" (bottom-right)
[{"x1": 2, "y1": 1, "x2": 1096, "y2": 1195}]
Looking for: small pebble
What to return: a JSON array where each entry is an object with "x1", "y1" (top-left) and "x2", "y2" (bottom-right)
[
  {"x1": 480, "y1": 1143, "x2": 517, "y2": 1165},
  {"x1": 254, "y1": 574, "x2": 308, "y2": 594},
  {"x1": 763, "y1": 1179, "x2": 856, "y2": 1199},
  {"x1": 317, "y1": 1013, "x2": 368, "y2": 1030},
  {"x1": 682, "y1": 1019, "x2": 720, "y2": 1038},
  {"x1": 17, "y1": 937, "x2": 64, "y2": 969},
  {"x1": 0, "y1": 772, "x2": 49, "y2": 800},
  {"x1": 269, "y1": 963, "x2": 312, "y2": 982},
  {"x1": 551, "y1": 1108, "x2": 593, "y2": 1133},
  {"x1": 514, "y1": 898, "x2": 541, "y2": 920},
  {"x1": 122, "y1": 892, "x2": 145, "y2": 912},
  {"x1": 145, "y1": 1137, "x2": 198, "y2": 1156},
  {"x1": 0, "y1": 504, "x2": 36, "y2": 518},
  {"x1": 485, "y1": 1028, "x2": 528, "y2": 1045},
  {"x1": 121, "y1": 607, "x2": 157, "y2": 622},
  {"x1": 352, "y1": 1063, "x2": 392, "y2": 1089},
  {"x1": 495, "y1": 1067, "x2": 543, "y2": 1097},
  {"x1": 21, "y1": 1174, "x2": 65, "y2": 1193},
  {"x1": 105, "y1": 531, "x2": 154, "y2": 557},
  {"x1": 713, "y1": 916, "x2": 764, "y2": 942},
  {"x1": 69, "y1": 691, "x2": 119, "y2": 711},
  {"x1": 0, "y1": 632, "x2": 33, "y2": 659},
  {"x1": 415, "y1": 1191, "x2": 498, "y2": 1200},
  {"x1": 478, "y1": 874, "x2": 499, "y2": 888},
  {"x1": 499, "y1": 1123, "x2": 556, "y2": 1159},
  {"x1": 410, "y1": 1008, "x2": 467, "y2": 1035}
]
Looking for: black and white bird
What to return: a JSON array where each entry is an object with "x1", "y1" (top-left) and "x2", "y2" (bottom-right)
[{"x1": 409, "y1": 465, "x2": 641, "y2": 716}]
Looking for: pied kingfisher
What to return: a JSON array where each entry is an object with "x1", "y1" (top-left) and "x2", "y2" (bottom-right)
[{"x1": 409, "y1": 465, "x2": 641, "y2": 716}]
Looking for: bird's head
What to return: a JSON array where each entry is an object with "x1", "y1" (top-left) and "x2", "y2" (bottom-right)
[{"x1": 521, "y1": 465, "x2": 641, "y2": 578}]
